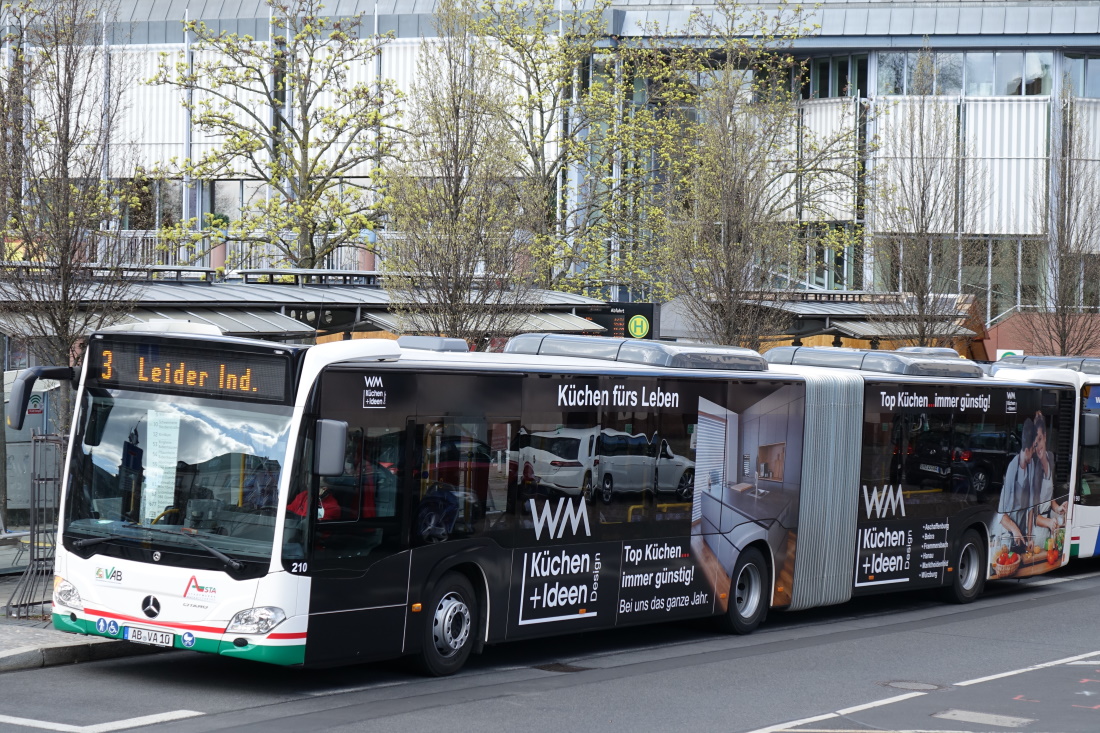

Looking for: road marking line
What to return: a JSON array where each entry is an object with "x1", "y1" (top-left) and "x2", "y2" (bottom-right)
[
  {"x1": 306, "y1": 680, "x2": 407, "y2": 696},
  {"x1": 750, "y1": 692, "x2": 928, "y2": 733},
  {"x1": 82, "y1": 711, "x2": 204, "y2": 733},
  {"x1": 0, "y1": 715, "x2": 83, "y2": 733},
  {"x1": 787, "y1": 730, "x2": 979, "y2": 733},
  {"x1": 933, "y1": 709, "x2": 1033, "y2": 727},
  {"x1": 954, "y1": 650, "x2": 1100, "y2": 686},
  {"x1": 743, "y1": 647, "x2": 1095, "y2": 730},
  {"x1": 836, "y1": 691, "x2": 927, "y2": 714},
  {"x1": 0, "y1": 710, "x2": 203, "y2": 733},
  {"x1": 741, "y1": 712, "x2": 838, "y2": 733}
]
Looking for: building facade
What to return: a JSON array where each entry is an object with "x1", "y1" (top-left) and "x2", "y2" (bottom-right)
[{"x1": 15, "y1": 0, "x2": 1100, "y2": 343}]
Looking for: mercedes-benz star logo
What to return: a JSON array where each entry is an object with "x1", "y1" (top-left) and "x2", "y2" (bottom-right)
[
  {"x1": 152, "y1": 551, "x2": 162, "y2": 562},
  {"x1": 141, "y1": 595, "x2": 161, "y2": 619}
]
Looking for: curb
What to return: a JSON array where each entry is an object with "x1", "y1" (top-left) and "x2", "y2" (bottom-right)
[{"x1": 0, "y1": 637, "x2": 164, "y2": 674}]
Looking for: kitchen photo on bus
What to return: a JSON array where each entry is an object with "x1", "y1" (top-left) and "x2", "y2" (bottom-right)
[{"x1": 859, "y1": 382, "x2": 1070, "y2": 587}]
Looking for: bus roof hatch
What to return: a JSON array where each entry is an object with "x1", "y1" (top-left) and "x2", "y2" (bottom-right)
[
  {"x1": 765, "y1": 346, "x2": 985, "y2": 379},
  {"x1": 503, "y1": 333, "x2": 768, "y2": 371}
]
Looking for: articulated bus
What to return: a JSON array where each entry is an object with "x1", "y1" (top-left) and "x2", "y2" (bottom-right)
[
  {"x1": 987, "y1": 356, "x2": 1100, "y2": 559},
  {"x1": 10, "y1": 329, "x2": 1088, "y2": 675}
]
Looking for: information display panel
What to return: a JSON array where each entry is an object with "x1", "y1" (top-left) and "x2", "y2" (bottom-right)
[{"x1": 86, "y1": 339, "x2": 291, "y2": 403}]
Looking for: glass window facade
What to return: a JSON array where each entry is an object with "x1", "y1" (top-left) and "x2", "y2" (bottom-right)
[
  {"x1": 936, "y1": 53, "x2": 964, "y2": 95},
  {"x1": 995, "y1": 52, "x2": 1024, "y2": 95},
  {"x1": 1087, "y1": 57, "x2": 1100, "y2": 98},
  {"x1": 808, "y1": 56, "x2": 866, "y2": 98},
  {"x1": 871, "y1": 49, "x2": 1060, "y2": 95},
  {"x1": 1025, "y1": 52, "x2": 1053, "y2": 95},
  {"x1": 878, "y1": 52, "x2": 905, "y2": 95},
  {"x1": 871, "y1": 50, "x2": 1072, "y2": 97},
  {"x1": 1065, "y1": 55, "x2": 1086, "y2": 96},
  {"x1": 966, "y1": 53, "x2": 994, "y2": 96}
]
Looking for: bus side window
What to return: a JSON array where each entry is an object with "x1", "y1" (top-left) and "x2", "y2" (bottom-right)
[
  {"x1": 413, "y1": 419, "x2": 513, "y2": 544},
  {"x1": 300, "y1": 425, "x2": 408, "y2": 569},
  {"x1": 1079, "y1": 443, "x2": 1100, "y2": 506},
  {"x1": 322, "y1": 429, "x2": 365, "y2": 522}
]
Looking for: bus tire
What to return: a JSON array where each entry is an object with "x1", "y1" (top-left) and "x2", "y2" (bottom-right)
[
  {"x1": 417, "y1": 572, "x2": 477, "y2": 676},
  {"x1": 718, "y1": 547, "x2": 768, "y2": 634},
  {"x1": 945, "y1": 529, "x2": 985, "y2": 604}
]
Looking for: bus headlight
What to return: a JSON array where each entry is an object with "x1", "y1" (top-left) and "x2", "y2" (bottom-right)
[
  {"x1": 54, "y1": 579, "x2": 82, "y2": 609},
  {"x1": 226, "y1": 607, "x2": 286, "y2": 634}
]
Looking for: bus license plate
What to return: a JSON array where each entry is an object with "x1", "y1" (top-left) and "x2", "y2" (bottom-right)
[{"x1": 124, "y1": 626, "x2": 174, "y2": 647}]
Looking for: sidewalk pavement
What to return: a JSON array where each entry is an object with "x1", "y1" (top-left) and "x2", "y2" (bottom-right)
[
  {"x1": 0, "y1": 619, "x2": 161, "y2": 673},
  {"x1": 0, "y1": 538, "x2": 162, "y2": 674}
]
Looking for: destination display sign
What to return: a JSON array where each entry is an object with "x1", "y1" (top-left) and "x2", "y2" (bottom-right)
[{"x1": 87, "y1": 340, "x2": 290, "y2": 403}]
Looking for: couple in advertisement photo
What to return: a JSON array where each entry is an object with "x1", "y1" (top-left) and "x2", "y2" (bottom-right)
[{"x1": 994, "y1": 411, "x2": 1065, "y2": 577}]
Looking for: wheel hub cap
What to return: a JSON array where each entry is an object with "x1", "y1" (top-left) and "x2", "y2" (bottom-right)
[
  {"x1": 734, "y1": 564, "x2": 762, "y2": 618},
  {"x1": 433, "y1": 593, "x2": 471, "y2": 656}
]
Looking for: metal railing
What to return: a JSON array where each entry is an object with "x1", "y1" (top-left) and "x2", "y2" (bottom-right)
[{"x1": 4, "y1": 434, "x2": 65, "y2": 619}]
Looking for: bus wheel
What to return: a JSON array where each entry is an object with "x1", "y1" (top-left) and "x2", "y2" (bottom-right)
[
  {"x1": 418, "y1": 572, "x2": 477, "y2": 676},
  {"x1": 600, "y1": 474, "x2": 614, "y2": 504},
  {"x1": 945, "y1": 529, "x2": 985, "y2": 604},
  {"x1": 718, "y1": 547, "x2": 768, "y2": 634}
]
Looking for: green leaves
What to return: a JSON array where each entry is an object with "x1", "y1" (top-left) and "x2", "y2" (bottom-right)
[{"x1": 153, "y1": 0, "x2": 398, "y2": 268}]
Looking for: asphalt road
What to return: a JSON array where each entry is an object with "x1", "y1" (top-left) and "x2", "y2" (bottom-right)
[{"x1": 4, "y1": 561, "x2": 1100, "y2": 733}]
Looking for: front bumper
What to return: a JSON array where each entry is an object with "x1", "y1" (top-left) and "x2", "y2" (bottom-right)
[{"x1": 52, "y1": 610, "x2": 305, "y2": 666}]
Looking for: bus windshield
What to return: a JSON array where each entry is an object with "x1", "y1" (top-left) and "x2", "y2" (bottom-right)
[{"x1": 64, "y1": 388, "x2": 294, "y2": 568}]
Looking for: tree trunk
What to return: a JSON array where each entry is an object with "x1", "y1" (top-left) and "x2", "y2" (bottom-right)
[{"x1": 0, "y1": 335, "x2": 7, "y2": 530}]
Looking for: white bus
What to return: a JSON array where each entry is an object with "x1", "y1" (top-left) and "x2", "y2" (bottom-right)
[
  {"x1": 988, "y1": 356, "x2": 1100, "y2": 560},
  {"x1": 11, "y1": 329, "x2": 1082, "y2": 675}
]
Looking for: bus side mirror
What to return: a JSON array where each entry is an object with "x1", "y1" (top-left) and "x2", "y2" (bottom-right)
[
  {"x1": 1084, "y1": 413, "x2": 1100, "y2": 448},
  {"x1": 314, "y1": 419, "x2": 348, "y2": 476},
  {"x1": 7, "y1": 366, "x2": 76, "y2": 430},
  {"x1": 84, "y1": 389, "x2": 114, "y2": 447}
]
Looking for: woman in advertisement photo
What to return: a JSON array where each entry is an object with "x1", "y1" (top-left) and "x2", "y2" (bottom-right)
[
  {"x1": 1031, "y1": 412, "x2": 1065, "y2": 555},
  {"x1": 997, "y1": 418, "x2": 1035, "y2": 553},
  {"x1": 993, "y1": 411, "x2": 1065, "y2": 577}
]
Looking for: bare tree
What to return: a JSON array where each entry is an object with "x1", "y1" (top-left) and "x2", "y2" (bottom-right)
[
  {"x1": 473, "y1": 0, "x2": 679, "y2": 297},
  {"x1": 381, "y1": 0, "x2": 535, "y2": 348},
  {"x1": 0, "y1": 0, "x2": 142, "y2": 436},
  {"x1": 151, "y1": 0, "x2": 398, "y2": 269},
  {"x1": 661, "y1": 0, "x2": 861, "y2": 348},
  {"x1": 868, "y1": 49, "x2": 983, "y2": 347},
  {"x1": 1017, "y1": 89, "x2": 1100, "y2": 356}
]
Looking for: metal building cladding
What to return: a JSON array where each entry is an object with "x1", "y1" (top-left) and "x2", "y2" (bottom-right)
[{"x1": 34, "y1": 0, "x2": 1100, "y2": 327}]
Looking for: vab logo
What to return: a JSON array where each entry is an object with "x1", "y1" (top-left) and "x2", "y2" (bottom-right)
[
  {"x1": 862, "y1": 485, "x2": 906, "y2": 519},
  {"x1": 530, "y1": 497, "x2": 591, "y2": 540},
  {"x1": 95, "y1": 567, "x2": 122, "y2": 582},
  {"x1": 183, "y1": 576, "x2": 216, "y2": 599}
]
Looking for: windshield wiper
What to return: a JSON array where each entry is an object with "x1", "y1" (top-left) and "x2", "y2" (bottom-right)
[
  {"x1": 134, "y1": 525, "x2": 244, "y2": 571},
  {"x1": 72, "y1": 535, "x2": 114, "y2": 548}
]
